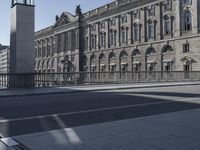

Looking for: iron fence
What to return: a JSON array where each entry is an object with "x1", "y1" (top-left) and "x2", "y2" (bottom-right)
[{"x1": 0, "y1": 71, "x2": 200, "y2": 88}]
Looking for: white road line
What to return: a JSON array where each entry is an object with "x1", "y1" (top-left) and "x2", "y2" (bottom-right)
[
  {"x1": 0, "y1": 101, "x2": 172, "y2": 123},
  {"x1": 0, "y1": 132, "x2": 4, "y2": 138}
]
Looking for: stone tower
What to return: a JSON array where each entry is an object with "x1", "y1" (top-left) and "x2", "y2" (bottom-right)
[
  {"x1": 9, "y1": 0, "x2": 35, "y2": 88},
  {"x1": 10, "y1": 0, "x2": 35, "y2": 74}
]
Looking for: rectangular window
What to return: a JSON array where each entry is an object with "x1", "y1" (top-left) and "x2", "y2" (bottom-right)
[
  {"x1": 165, "y1": 21, "x2": 171, "y2": 35},
  {"x1": 91, "y1": 35, "x2": 96, "y2": 50},
  {"x1": 183, "y1": 43, "x2": 190, "y2": 53},
  {"x1": 183, "y1": 0, "x2": 192, "y2": 5},
  {"x1": 85, "y1": 37, "x2": 88, "y2": 50},
  {"x1": 100, "y1": 22, "x2": 105, "y2": 29},
  {"x1": 164, "y1": 1, "x2": 172, "y2": 12},
  {"x1": 121, "y1": 14, "x2": 128, "y2": 23},
  {"x1": 110, "y1": 31, "x2": 117, "y2": 46},
  {"x1": 148, "y1": 24, "x2": 154, "y2": 39},
  {"x1": 134, "y1": 28, "x2": 139, "y2": 41},
  {"x1": 148, "y1": 7, "x2": 155, "y2": 17},
  {"x1": 133, "y1": 11, "x2": 140, "y2": 19},
  {"x1": 122, "y1": 30, "x2": 126, "y2": 43},
  {"x1": 110, "y1": 18, "x2": 116, "y2": 26},
  {"x1": 91, "y1": 24, "x2": 96, "y2": 31}
]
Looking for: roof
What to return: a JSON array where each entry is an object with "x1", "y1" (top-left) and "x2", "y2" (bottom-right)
[{"x1": 0, "y1": 44, "x2": 9, "y2": 51}]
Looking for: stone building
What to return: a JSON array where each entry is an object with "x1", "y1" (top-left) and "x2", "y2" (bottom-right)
[
  {"x1": 35, "y1": 0, "x2": 200, "y2": 75},
  {"x1": 0, "y1": 45, "x2": 9, "y2": 73}
]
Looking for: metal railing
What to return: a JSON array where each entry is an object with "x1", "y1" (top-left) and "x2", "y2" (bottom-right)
[{"x1": 0, "y1": 71, "x2": 200, "y2": 88}]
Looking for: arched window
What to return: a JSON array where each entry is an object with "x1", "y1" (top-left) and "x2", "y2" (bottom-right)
[
  {"x1": 82, "y1": 55, "x2": 88, "y2": 67},
  {"x1": 119, "y1": 51, "x2": 128, "y2": 76},
  {"x1": 108, "y1": 52, "x2": 117, "y2": 74},
  {"x1": 99, "y1": 53, "x2": 106, "y2": 60},
  {"x1": 184, "y1": 10, "x2": 192, "y2": 31},
  {"x1": 119, "y1": 51, "x2": 128, "y2": 58},
  {"x1": 132, "y1": 49, "x2": 141, "y2": 56},
  {"x1": 162, "y1": 45, "x2": 173, "y2": 53},
  {"x1": 109, "y1": 52, "x2": 116, "y2": 59},
  {"x1": 90, "y1": 54, "x2": 96, "y2": 61},
  {"x1": 146, "y1": 47, "x2": 156, "y2": 55},
  {"x1": 90, "y1": 54, "x2": 97, "y2": 72}
]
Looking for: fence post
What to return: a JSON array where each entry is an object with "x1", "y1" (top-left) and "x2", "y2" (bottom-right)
[
  {"x1": 114, "y1": 72, "x2": 117, "y2": 84},
  {"x1": 126, "y1": 72, "x2": 128, "y2": 83}
]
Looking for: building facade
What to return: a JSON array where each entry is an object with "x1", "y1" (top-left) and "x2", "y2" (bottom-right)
[
  {"x1": 35, "y1": 0, "x2": 200, "y2": 74},
  {"x1": 0, "y1": 45, "x2": 10, "y2": 73}
]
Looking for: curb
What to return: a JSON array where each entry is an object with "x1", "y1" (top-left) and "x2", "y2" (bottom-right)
[{"x1": 0, "y1": 82, "x2": 200, "y2": 98}]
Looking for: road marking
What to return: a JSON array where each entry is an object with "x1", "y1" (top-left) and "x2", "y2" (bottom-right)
[
  {"x1": 0, "y1": 132, "x2": 4, "y2": 138},
  {"x1": 0, "y1": 101, "x2": 172, "y2": 123},
  {"x1": 0, "y1": 137, "x2": 19, "y2": 146}
]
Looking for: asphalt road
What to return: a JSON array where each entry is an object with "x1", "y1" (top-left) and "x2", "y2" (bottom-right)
[{"x1": 1, "y1": 85, "x2": 200, "y2": 137}]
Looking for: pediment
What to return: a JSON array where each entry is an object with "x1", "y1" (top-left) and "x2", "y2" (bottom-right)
[
  {"x1": 181, "y1": 56, "x2": 196, "y2": 62},
  {"x1": 54, "y1": 12, "x2": 77, "y2": 28}
]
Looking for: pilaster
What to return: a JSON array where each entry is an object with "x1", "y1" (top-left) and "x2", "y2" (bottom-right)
[
  {"x1": 175, "y1": 0, "x2": 181, "y2": 37},
  {"x1": 128, "y1": 11, "x2": 133, "y2": 45}
]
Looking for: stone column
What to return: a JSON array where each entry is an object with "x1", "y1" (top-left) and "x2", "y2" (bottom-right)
[
  {"x1": 36, "y1": 41, "x2": 39, "y2": 59},
  {"x1": 140, "y1": 8, "x2": 146, "y2": 43},
  {"x1": 105, "y1": 19, "x2": 109, "y2": 49},
  {"x1": 116, "y1": 15, "x2": 121, "y2": 47},
  {"x1": 88, "y1": 26, "x2": 91, "y2": 51},
  {"x1": 192, "y1": 0, "x2": 198, "y2": 34},
  {"x1": 96, "y1": 23, "x2": 100, "y2": 50},
  {"x1": 50, "y1": 36, "x2": 53, "y2": 57},
  {"x1": 69, "y1": 31, "x2": 72, "y2": 52},
  {"x1": 156, "y1": 3, "x2": 161, "y2": 40},
  {"x1": 44, "y1": 38, "x2": 47, "y2": 58},
  {"x1": 61, "y1": 33, "x2": 65, "y2": 52},
  {"x1": 54, "y1": 35, "x2": 58, "y2": 54},
  {"x1": 175, "y1": 0, "x2": 181, "y2": 37},
  {"x1": 9, "y1": 2, "x2": 35, "y2": 88},
  {"x1": 128, "y1": 11, "x2": 133, "y2": 45}
]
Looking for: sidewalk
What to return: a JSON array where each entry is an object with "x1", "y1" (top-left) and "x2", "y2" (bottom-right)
[
  {"x1": 0, "y1": 81, "x2": 200, "y2": 97},
  {"x1": 12, "y1": 108, "x2": 200, "y2": 150}
]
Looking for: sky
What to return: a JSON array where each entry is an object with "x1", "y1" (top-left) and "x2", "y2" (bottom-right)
[{"x1": 0, "y1": 0, "x2": 114, "y2": 45}]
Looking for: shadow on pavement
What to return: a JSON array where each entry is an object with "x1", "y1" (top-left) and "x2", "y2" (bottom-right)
[{"x1": 0, "y1": 89, "x2": 200, "y2": 137}]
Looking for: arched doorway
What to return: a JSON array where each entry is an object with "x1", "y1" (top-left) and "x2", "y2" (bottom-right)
[
  {"x1": 161, "y1": 44, "x2": 174, "y2": 80},
  {"x1": 82, "y1": 55, "x2": 88, "y2": 72},
  {"x1": 99, "y1": 53, "x2": 106, "y2": 80},
  {"x1": 108, "y1": 52, "x2": 117, "y2": 77},
  {"x1": 90, "y1": 54, "x2": 97, "y2": 80},
  {"x1": 145, "y1": 47, "x2": 157, "y2": 80},
  {"x1": 132, "y1": 48, "x2": 141, "y2": 80},
  {"x1": 119, "y1": 50, "x2": 128, "y2": 77},
  {"x1": 99, "y1": 53, "x2": 106, "y2": 72},
  {"x1": 90, "y1": 54, "x2": 97, "y2": 72}
]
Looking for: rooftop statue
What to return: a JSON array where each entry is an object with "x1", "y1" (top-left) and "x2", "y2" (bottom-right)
[{"x1": 76, "y1": 5, "x2": 82, "y2": 17}]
